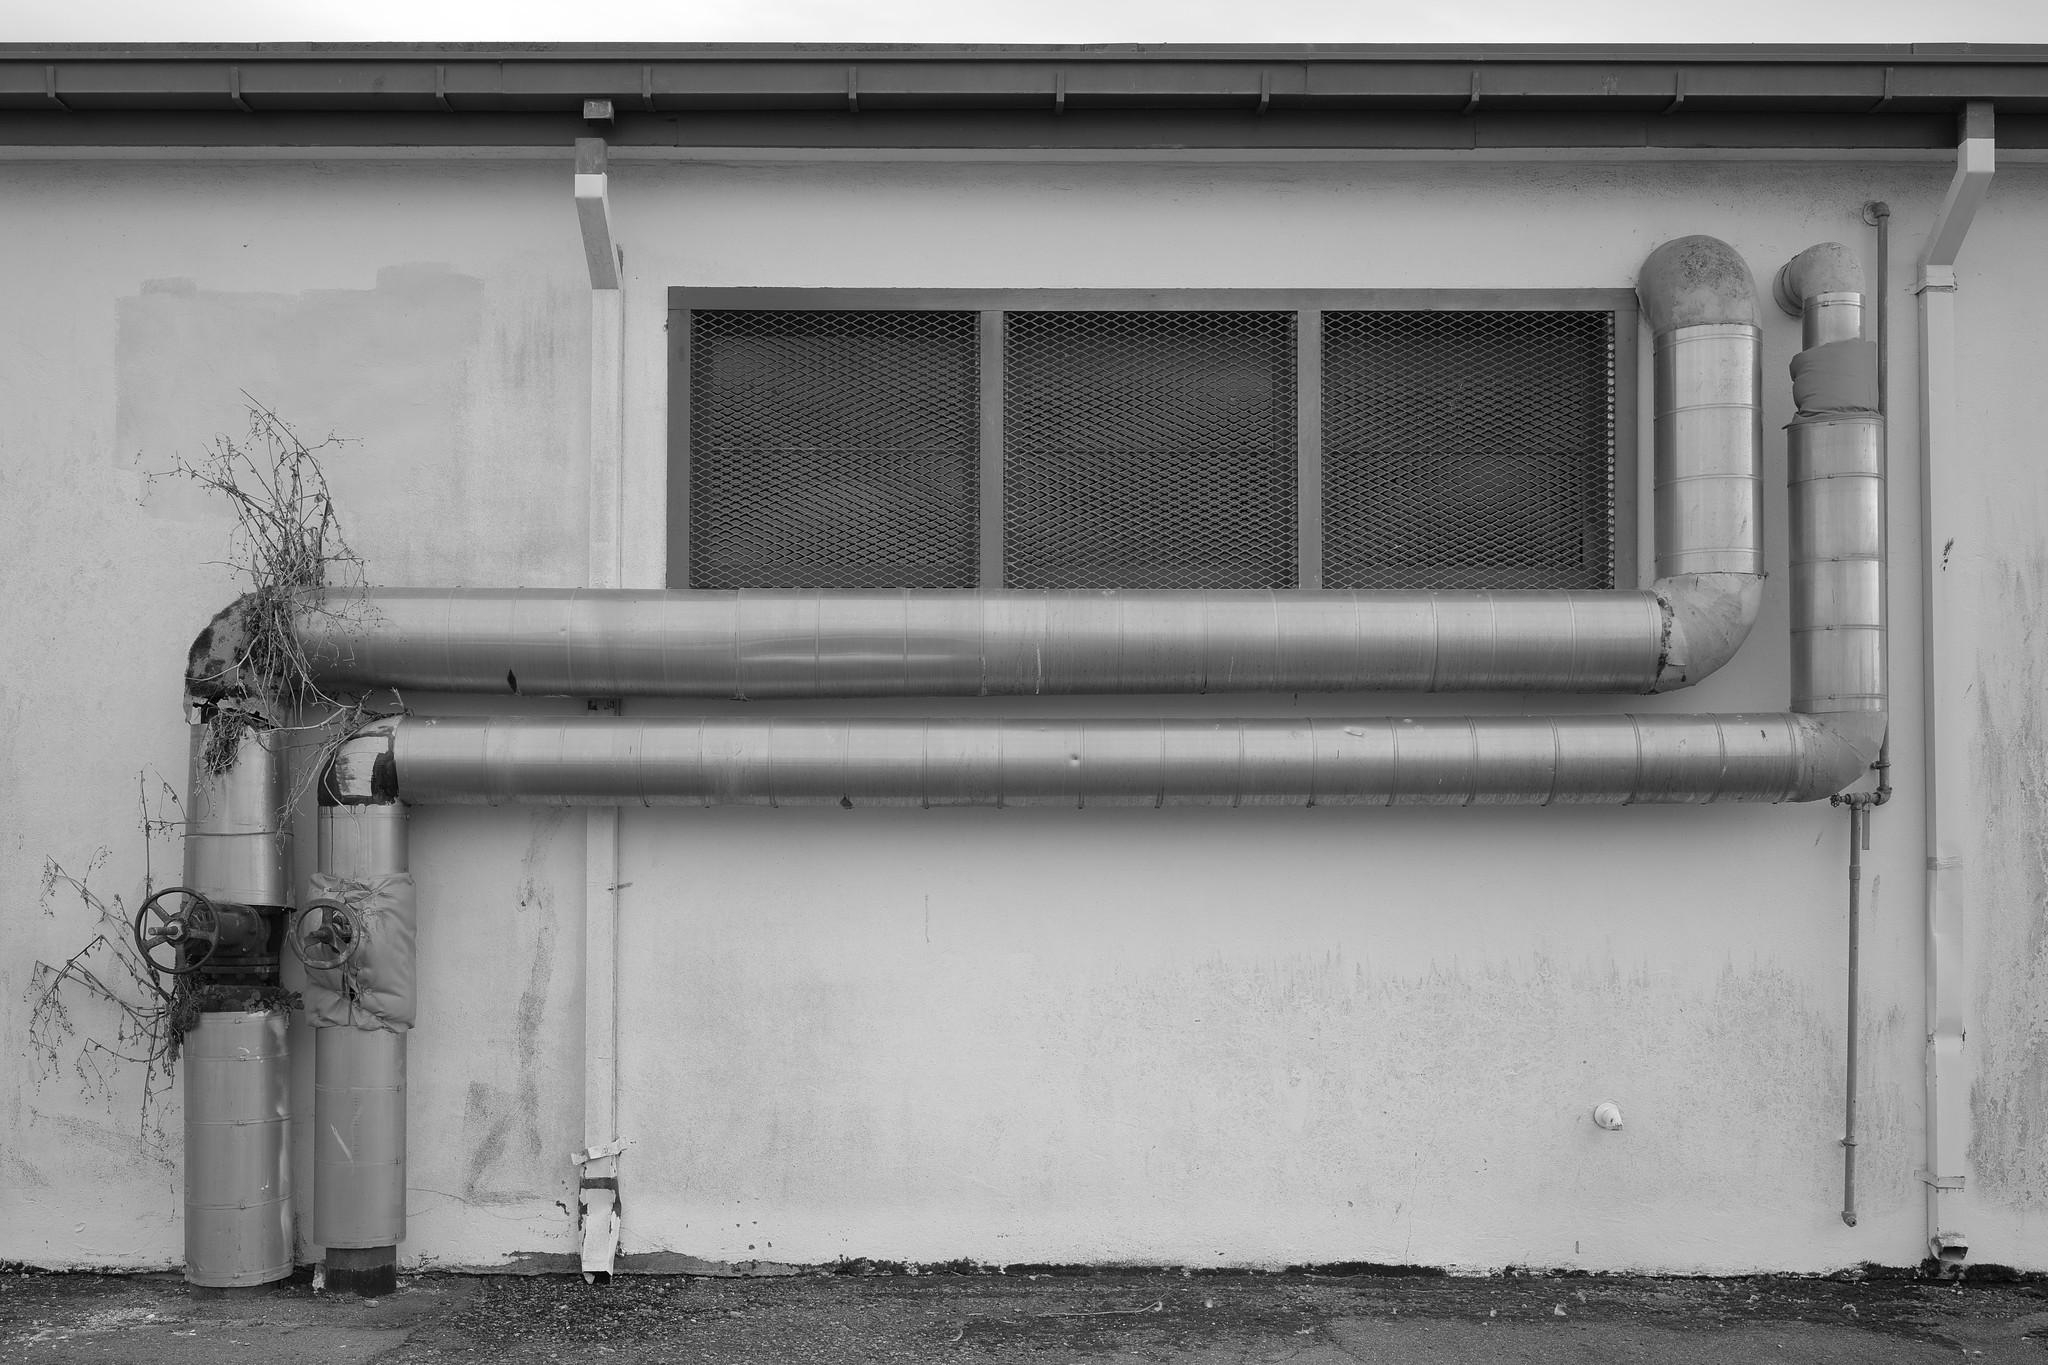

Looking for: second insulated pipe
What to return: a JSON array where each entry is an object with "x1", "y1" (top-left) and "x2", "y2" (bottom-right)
[{"x1": 307, "y1": 800, "x2": 415, "y2": 1297}]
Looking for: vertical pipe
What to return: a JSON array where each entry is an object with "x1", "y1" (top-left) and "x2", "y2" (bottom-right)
[
  {"x1": 580, "y1": 139, "x2": 630, "y2": 1282},
  {"x1": 1917, "y1": 102, "x2": 1994, "y2": 1270},
  {"x1": 313, "y1": 803, "x2": 410, "y2": 1297},
  {"x1": 1843, "y1": 803, "x2": 1866, "y2": 1226},
  {"x1": 181, "y1": 722, "x2": 293, "y2": 1289},
  {"x1": 1867, "y1": 201, "x2": 1894, "y2": 805},
  {"x1": 184, "y1": 1009, "x2": 293, "y2": 1287}
]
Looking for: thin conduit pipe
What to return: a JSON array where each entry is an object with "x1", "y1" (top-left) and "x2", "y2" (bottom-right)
[{"x1": 1843, "y1": 801, "x2": 1868, "y2": 1226}]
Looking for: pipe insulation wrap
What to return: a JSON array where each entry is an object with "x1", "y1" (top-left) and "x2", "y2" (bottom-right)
[
  {"x1": 311, "y1": 803, "x2": 411, "y2": 1253},
  {"x1": 313, "y1": 1027, "x2": 407, "y2": 1249},
  {"x1": 306, "y1": 238, "x2": 1879, "y2": 809},
  {"x1": 302, "y1": 873, "x2": 418, "y2": 1030},
  {"x1": 332, "y1": 711, "x2": 1882, "y2": 808},
  {"x1": 183, "y1": 725, "x2": 288, "y2": 907},
  {"x1": 283, "y1": 235, "x2": 1769, "y2": 704},
  {"x1": 295, "y1": 586, "x2": 1699, "y2": 699},
  {"x1": 183, "y1": 1010, "x2": 293, "y2": 1287}
]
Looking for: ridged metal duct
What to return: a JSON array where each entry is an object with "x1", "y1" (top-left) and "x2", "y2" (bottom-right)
[
  {"x1": 328, "y1": 710, "x2": 1880, "y2": 808},
  {"x1": 282, "y1": 236, "x2": 1763, "y2": 701},
  {"x1": 311, "y1": 238, "x2": 1884, "y2": 810}
]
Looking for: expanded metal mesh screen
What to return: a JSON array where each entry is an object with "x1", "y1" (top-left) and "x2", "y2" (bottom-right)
[
  {"x1": 1322, "y1": 310, "x2": 1616, "y2": 591},
  {"x1": 1003, "y1": 311, "x2": 1297, "y2": 590},
  {"x1": 689, "y1": 310, "x2": 980, "y2": 588},
  {"x1": 682, "y1": 302, "x2": 1620, "y2": 593}
]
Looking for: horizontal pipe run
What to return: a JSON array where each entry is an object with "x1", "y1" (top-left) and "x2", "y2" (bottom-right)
[
  {"x1": 294, "y1": 586, "x2": 1725, "y2": 699},
  {"x1": 328, "y1": 711, "x2": 1885, "y2": 809}
]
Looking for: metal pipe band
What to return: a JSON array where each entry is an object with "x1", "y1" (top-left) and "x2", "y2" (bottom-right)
[
  {"x1": 317, "y1": 803, "x2": 411, "y2": 877},
  {"x1": 1652, "y1": 324, "x2": 1765, "y2": 580},
  {"x1": 183, "y1": 724, "x2": 288, "y2": 907},
  {"x1": 183, "y1": 1009, "x2": 292, "y2": 1287},
  {"x1": 295, "y1": 586, "x2": 1706, "y2": 697},
  {"x1": 1789, "y1": 415, "x2": 1885, "y2": 715},
  {"x1": 341, "y1": 711, "x2": 1882, "y2": 808},
  {"x1": 1802, "y1": 293, "x2": 1865, "y2": 349}
]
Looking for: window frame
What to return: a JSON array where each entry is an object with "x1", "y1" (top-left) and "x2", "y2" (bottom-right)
[{"x1": 667, "y1": 287, "x2": 1640, "y2": 591}]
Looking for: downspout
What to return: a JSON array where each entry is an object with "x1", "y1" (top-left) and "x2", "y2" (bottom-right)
[
  {"x1": 574, "y1": 134, "x2": 628, "y2": 1284},
  {"x1": 1916, "y1": 100, "x2": 1995, "y2": 1272}
]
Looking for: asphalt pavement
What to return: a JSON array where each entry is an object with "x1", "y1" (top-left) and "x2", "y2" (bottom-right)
[{"x1": 4, "y1": 1264, "x2": 2046, "y2": 1363}]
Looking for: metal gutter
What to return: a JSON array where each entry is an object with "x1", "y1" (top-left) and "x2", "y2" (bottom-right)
[{"x1": 5, "y1": 46, "x2": 2047, "y2": 122}]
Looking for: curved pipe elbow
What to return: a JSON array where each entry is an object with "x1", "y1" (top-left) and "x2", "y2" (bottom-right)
[
  {"x1": 1650, "y1": 572, "x2": 1766, "y2": 692},
  {"x1": 1789, "y1": 712, "x2": 1889, "y2": 802},
  {"x1": 1637, "y1": 235, "x2": 1759, "y2": 333},
  {"x1": 1774, "y1": 242, "x2": 1865, "y2": 316}
]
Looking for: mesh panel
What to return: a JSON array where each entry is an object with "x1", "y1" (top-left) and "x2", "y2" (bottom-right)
[
  {"x1": 1004, "y1": 312, "x2": 1296, "y2": 589},
  {"x1": 689, "y1": 310, "x2": 979, "y2": 588},
  {"x1": 1322, "y1": 310, "x2": 1615, "y2": 591}
]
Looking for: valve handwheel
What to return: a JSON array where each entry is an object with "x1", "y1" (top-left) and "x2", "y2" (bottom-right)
[
  {"x1": 132, "y1": 887, "x2": 221, "y2": 977},
  {"x1": 291, "y1": 897, "x2": 364, "y2": 971}
]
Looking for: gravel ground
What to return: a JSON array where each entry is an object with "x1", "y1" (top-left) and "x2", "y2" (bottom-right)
[{"x1": 5, "y1": 1265, "x2": 2048, "y2": 1363}]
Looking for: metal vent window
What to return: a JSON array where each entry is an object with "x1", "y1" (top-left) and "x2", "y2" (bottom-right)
[
  {"x1": 689, "y1": 310, "x2": 979, "y2": 588},
  {"x1": 1321, "y1": 310, "x2": 1616, "y2": 591},
  {"x1": 1003, "y1": 311, "x2": 1297, "y2": 590}
]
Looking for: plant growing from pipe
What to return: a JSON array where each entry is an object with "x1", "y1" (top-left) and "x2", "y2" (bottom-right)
[{"x1": 170, "y1": 397, "x2": 376, "y2": 784}]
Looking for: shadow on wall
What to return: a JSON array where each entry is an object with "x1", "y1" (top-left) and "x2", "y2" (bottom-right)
[{"x1": 116, "y1": 262, "x2": 588, "y2": 586}]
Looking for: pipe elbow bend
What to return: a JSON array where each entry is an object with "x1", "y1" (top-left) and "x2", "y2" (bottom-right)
[
  {"x1": 1774, "y1": 242, "x2": 1865, "y2": 315},
  {"x1": 1637, "y1": 235, "x2": 1759, "y2": 334},
  {"x1": 1789, "y1": 712, "x2": 1888, "y2": 801},
  {"x1": 1651, "y1": 573, "x2": 1765, "y2": 691}
]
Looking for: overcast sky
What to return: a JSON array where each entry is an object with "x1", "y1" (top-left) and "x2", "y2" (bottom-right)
[{"x1": 10, "y1": 0, "x2": 2047, "y2": 45}]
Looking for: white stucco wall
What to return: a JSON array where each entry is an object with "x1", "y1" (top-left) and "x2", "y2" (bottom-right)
[{"x1": 2, "y1": 149, "x2": 2042, "y2": 1275}]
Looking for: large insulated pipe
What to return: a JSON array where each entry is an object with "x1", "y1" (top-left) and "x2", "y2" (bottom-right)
[
  {"x1": 311, "y1": 801, "x2": 411, "y2": 1298},
  {"x1": 318, "y1": 239, "x2": 1882, "y2": 810},
  {"x1": 289, "y1": 237, "x2": 1763, "y2": 702},
  {"x1": 183, "y1": 1009, "x2": 293, "y2": 1288},
  {"x1": 326, "y1": 710, "x2": 1881, "y2": 809},
  {"x1": 1778, "y1": 241, "x2": 1885, "y2": 1229},
  {"x1": 180, "y1": 722, "x2": 294, "y2": 1290}
]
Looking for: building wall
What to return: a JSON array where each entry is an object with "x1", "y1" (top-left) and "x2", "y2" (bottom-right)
[{"x1": 1, "y1": 150, "x2": 2041, "y2": 1274}]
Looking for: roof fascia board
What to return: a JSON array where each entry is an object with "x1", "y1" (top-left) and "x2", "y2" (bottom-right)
[{"x1": 5, "y1": 108, "x2": 2033, "y2": 152}]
